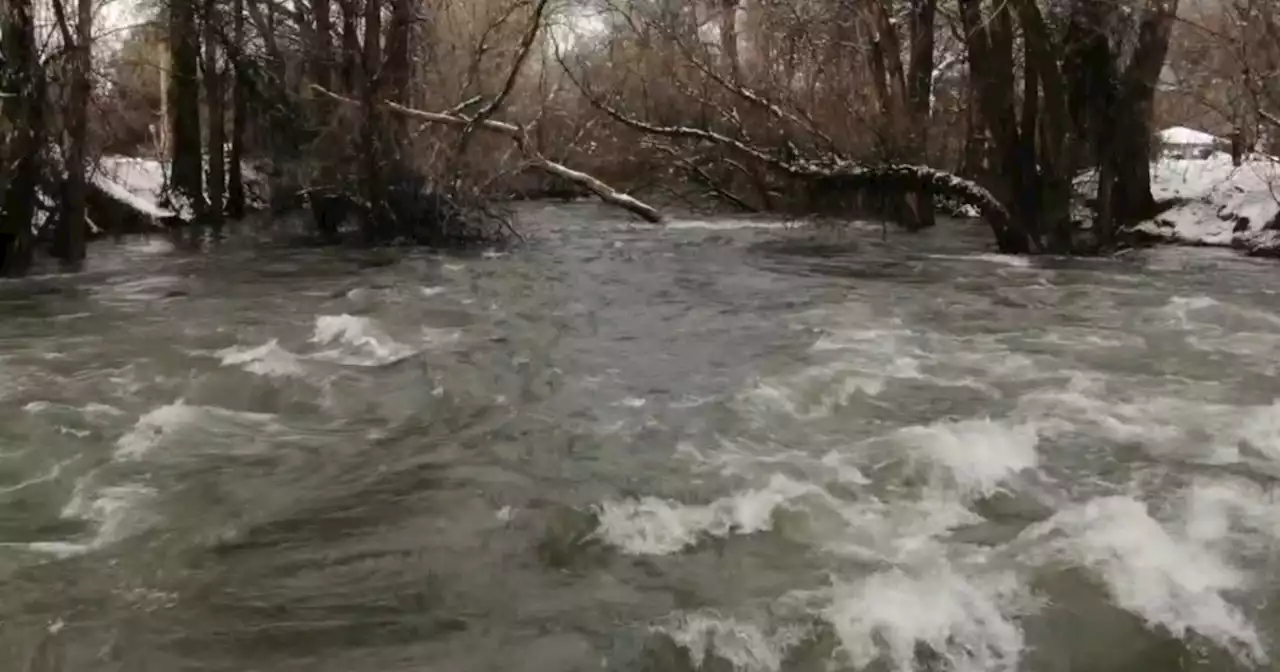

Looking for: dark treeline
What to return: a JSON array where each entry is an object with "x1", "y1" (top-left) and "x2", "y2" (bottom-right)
[{"x1": 2, "y1": 0, "x2": 1279, "y2": 276}]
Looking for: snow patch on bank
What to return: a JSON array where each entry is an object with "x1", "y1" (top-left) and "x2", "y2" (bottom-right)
[
  {"x1": 93, "y1": 155, "x2": 270, "y2": 223},
  {"x1": 1110, "y1": 153, "x2": 1280, "y2": 253}
]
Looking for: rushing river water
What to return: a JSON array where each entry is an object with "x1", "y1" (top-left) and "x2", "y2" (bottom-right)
[{"x1": 3, "y1": 203, "x2": 1280, "y2": 671}]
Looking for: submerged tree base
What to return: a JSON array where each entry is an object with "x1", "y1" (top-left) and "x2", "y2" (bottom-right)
[{"x1": 303, "y1": 178, "x2": 519, "y2": 250}]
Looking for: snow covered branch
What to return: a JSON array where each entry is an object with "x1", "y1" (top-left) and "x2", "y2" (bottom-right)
[
  {"x1": 311, "y1": 85, "x2": 663, "y2": 223},
  {"x1": 1262, "y1": 108, "x2": 1280, "y2": 130}
]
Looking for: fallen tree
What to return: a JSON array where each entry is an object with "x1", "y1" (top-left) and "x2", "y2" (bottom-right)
[
  {"x1": 311, "y1": 85, "x2": 663, "y2": 224},
  {"x1": 553, "y1": 43, "x2": 1038, "y2": 253}
]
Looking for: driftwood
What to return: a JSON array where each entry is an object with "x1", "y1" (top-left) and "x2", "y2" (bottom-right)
[{"x1": 311, "y1": 86, "x2": 663, "y2": 224}]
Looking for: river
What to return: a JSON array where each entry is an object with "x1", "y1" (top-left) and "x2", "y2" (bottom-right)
[{"x1": 2, "y1": 203, "x2": 1279, "y2": 671}]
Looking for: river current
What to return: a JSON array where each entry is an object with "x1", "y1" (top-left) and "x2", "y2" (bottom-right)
[{"x1": 3, "y1": 203, "x2": 1280, "y2": 671}]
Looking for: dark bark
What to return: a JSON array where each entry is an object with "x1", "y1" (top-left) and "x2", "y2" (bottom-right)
[
  {"x1": 227, "y1": 0, "x2": 247, "y2": 217},
  {"x1": 961, "y1": 0, "x2": 1030, "y2": 240},
  {"x1": 360, "y1": 0, "x2": 385, "y2": 241},
  {"x1": 906, "y1": 0, "x2": 938, "y2": 228},
  {"x1": 862, "y1": 0, "x2": 930, "y2": 230},
  {"x1": 0, "y1": 0, "x2": 41, "y2": 277},
  {"x1": 1019, "y1": 35, "x2": 1046, "y2": 249},
  {"x1": 54, "y1": 0, "x2": 91, "y2": 264},
  {"x1": 720, "y1": 0, "x2": 740, "y2": 82},
  {"x1": 204, "y1": 0, "x2": 226, "y2": 230},
  {"x1": 385, "y1": 0, "x2": 412, "y2": 102},
  {"x1": 1109, "y1": 0, "x2": 1179, "y2": 225},
  {"x1": 340, "y1": 0, "x2": 362, "y2": 93},
  {"x1": 170, "y1": 0, "x2": 205, "y2": 211},
  {"x1": 312, "y1": 0, "x2": 333, "y2": 89}
]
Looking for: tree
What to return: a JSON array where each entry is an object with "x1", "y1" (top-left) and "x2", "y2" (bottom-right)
[
  {"x1": 49, "y1": 0, "x2": 94, "y2": 264},
  {"x1": 169, "y1": 0, "x2": 204, "y2": 211},
  {"x1": 0, "y1": 0, "x2": 42, "y2": 277},
  {"x1": 226, "y1": 0, "x2": 247, "y2": 217},
  {"x1": 204, "y1": 0, "x2": 225, "y2": 230}
]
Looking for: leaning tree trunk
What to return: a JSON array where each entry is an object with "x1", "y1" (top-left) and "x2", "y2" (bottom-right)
[
  {"x1": 226, "y1": 0, "x2": 247, "y2": 218},
  {"x1": 0, "y1": 0, "x2": 41, "y2": 277},
  {"x1": 204, "y1": 0, "x2": 225, "y2": 230},
  {"x1": 169, "y1": 0, "x2": 204, "y2": 213}
]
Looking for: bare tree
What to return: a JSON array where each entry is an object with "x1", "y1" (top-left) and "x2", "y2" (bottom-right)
[
  {"x1": 0, "y1": 0, "x2": 42, "y2": 276},
  {"x1": 204, "y1": 0, "x2": 226, "y2": 230},
  {"x1": 226, "y1": 0, "x2": 248, "y2": 217},
  {"x1": 170, "y1": 0, "x2": 204, "y2": 210},
  {"x1": 48, "y1": 0, "x2": 94, "y2": 264}
]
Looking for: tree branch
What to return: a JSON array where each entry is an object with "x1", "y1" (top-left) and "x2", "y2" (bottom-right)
[
  {"x1": 311, "y1": 85, "x2": 663, "y2": 223},
  {"x1": 553, "y1": 46, "x2": 1033, "y2": 252}
]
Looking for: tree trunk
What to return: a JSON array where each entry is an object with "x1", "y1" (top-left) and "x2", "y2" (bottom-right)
[
  {"x1": 360, "y1": 0, "x2": 385, "y2": 242},
  {"x1": 906, "y1": 0, "x2": 938, "y2": 228},
  {"x1": 340, "y1": 0, "x2": 362, "y2": 93},
  {"x1": 1110, "y1": 0, "x2": 1179, "y2": 225},
  {"x1": 385, "y1": 0, "x2": 412, "y2": 102},
  {"x1": 170, "y1": 0, "x2": 205, "y2": 212},
  {"x1": 56, "y1": 0, "x2": 91, "y2": 265},
  {"x1": 960, "y1": 0, "x2": 1029, "y2": 241},
  {"x1": 0, "y1": 0, "x2": 41, "y2": 277},
  {"x1": 227, "y1": 0, "x2": 247, "y2": 217},
  {"x1": 1019, "y1": 35, "x2": 1045, "y2": 249},
  {"x1": 204, "y1": 0, "x2": 225, "y2": 230},
  {"x1": 720, "y1": 0, "x2": 740, "y2": 82},
  {"x1": 312, "y1": 0, "x2": 333, "y2": 89}
]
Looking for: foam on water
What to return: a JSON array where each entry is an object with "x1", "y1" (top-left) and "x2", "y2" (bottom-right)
[
  {"x1": 216, "y1": 339, "x2": 306, "y2": 378},
  {"x1": 627, "y1": 357, "x2": 1280, "y2": 671},
  {"x1": 896, "y1": 418, "x2": 1040, "y2": 497},
  {"x1": 925, "y1": 253, "x2": 1035, "y2": 268},
  {"x1": 73, "y1": 483, "x2": 160, "y2": 549},
  {"x1": 1024, "y1": 495, "x2": 1268, "y2": 663},
  {"x1": 816, "y1": 564, "x2": 1029, "y2": 672},
  {"x1": 114, "y1": 401, "x2": 276, "y2": 459},
  {"x1": 737, "y1": 358, "x2": 916, "y2": 419},
  {"x1": 22, "y1": 401, "x2": 123, "y2": 417},
  {"x1": 310, "y1": 314, "x2": 417, "y2": 366},
  {"x1": 1161, "y1": 294, "x2": 1280, "y2": 332},
  {"x1": 654, "y1": 612, "x2": 811, "y2": 672},
  {"x1": 53, "y1": 480, "x2": 161, "y2": 553},
  {"x1": 593, "y1": 474, "x2": 822, "y2": 555},
  {"x1": 1017, "y1": 390, "x2": 1280, "y2": 465}
]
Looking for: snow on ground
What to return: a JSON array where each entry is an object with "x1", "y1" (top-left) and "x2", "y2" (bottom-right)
[
  {"x1": 93, "y1": 155, "x2": 269, "y2": 223},
  {"x1": 94, "y1": 156, "x2": 176, "y2": 220},
  {"x1": 1073, "y1": 151, "x2": 1280, "y2": 254},
  {"x1": 1158, "y1": 126, "x2": 1223, "y2": 146},
  {"x1": 1132, "y1": 153, "x2": 1280, "y2": 254}
]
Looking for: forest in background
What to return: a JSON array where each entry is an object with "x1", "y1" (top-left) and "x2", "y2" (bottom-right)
[{"x1": 2, "y1": 0, "x2": 1279, "y2": 276}]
